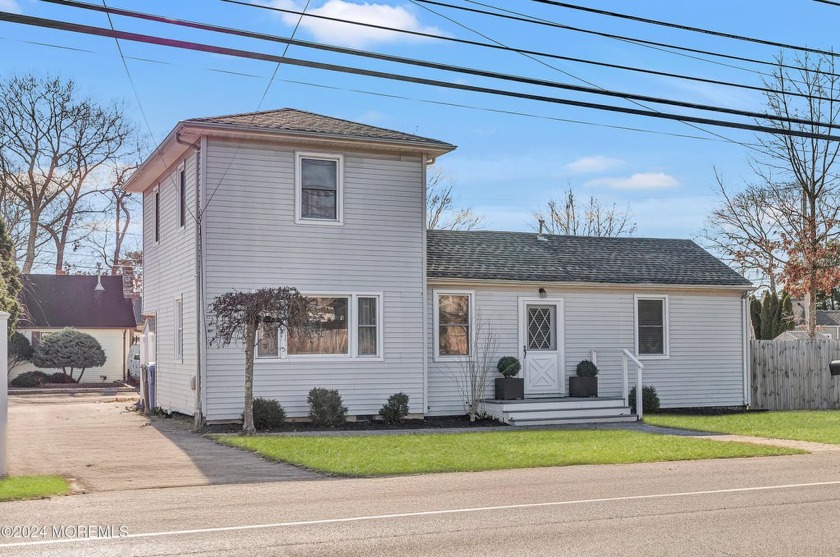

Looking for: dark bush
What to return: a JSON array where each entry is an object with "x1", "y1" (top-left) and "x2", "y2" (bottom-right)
[
  {"x1": 496, "y1": 356, "x2": 522, "y2": 378},
  {"x1": 575, "y1": 359, "x2": 599, "y2": 377},
  {"x1": 251, "y1": 398, "x2": 286, "y2": 430},
  {"x1": 308, "y1": 387, "x2": 347, "y2": 427},
  {"x1": 48, "y1": 372, "x2": 76, "y2": 384},
  {"x1": 9, "y1": 371, "x2": 50, "y2": 388},
  {"x1": 628, "y1": 385, "x2": 660, "y2": 414},
  {"x1": 379, "y1": 392, "x2": 410, "y2": 424}
]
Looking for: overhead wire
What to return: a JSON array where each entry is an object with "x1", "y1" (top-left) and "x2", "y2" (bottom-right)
[{"x1": 2, "y1": 12, "x2": 838, "y2": 141}]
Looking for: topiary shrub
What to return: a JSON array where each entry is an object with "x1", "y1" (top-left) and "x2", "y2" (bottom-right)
[
  {"x1": 496, "y1": 356, "x2": 522, "y2": 378},
  {"x1": 251, "y1": 398, "x2": 286, "y2": 430},
  {"x1": 8, "y1": 332, "x2": 34, "y2": 372},
  {"x1": 308, "y1": 387, "x2": 347, "y2": 427},
  {"x1": 48, "y1": 372, "x2": 76, "y2": 384},
  {"x1": 9, "y1": 371, "x2": 50, "y2": 388},
  {"x1": 575, "y1": 359, "x2": 599, "y2": 377},
  {"x1": 32, "y1": 328, "x2": 106, "y2": 382},
  {"x1": 379, "y1": 392, "x2": 410, "y2": 424},
  {"x1": 628, "y1": 385, "x2": 660, "y2": 414}
]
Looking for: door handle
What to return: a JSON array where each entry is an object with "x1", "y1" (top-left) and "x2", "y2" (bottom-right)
[{"x1": 523, "y1": 345, "x2": 527, "y2": 359}]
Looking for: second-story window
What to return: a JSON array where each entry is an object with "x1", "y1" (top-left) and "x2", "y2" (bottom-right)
[
  {"x1": 296, "y1": 153, "x2": 343, "y2": 224},
  {"x1": 154, "y1": 187, "x2": 160, "y2": 243},
  {"x1": 178, "y1": 168, "x2": 186, "y2": 228}
]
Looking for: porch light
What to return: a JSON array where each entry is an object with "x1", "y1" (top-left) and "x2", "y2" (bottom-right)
[{"x1": 538, "y1": 288, "x2": 547, "y2": 298}]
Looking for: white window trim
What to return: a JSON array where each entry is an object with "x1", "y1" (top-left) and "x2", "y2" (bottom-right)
[
  {"x1": 152, "y1": 185, "x2": 160, "y2": 245},
  {"x1": 294, "y1": 152, "x2": 345, "y2": 226},
  {"x1": 174, "y1": 295, "x2": 184, "y2": 363},
  {"x1": 634, "y1": 294, "x2": 670, "y2": 360},
  {"x1": 176, "y1": 163, "x2": 186, "y2": 231},
  {"x1": 433, "y1": 289, "x2": 475, "y2": 362},
  {"x1": 254, "y1": 292, "x2": 384, "y2": 362}
]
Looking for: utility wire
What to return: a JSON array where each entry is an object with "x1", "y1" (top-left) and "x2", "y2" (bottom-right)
[
  {"x1": 418, "y1": 0, "x2": 840, "y2": 80},
  {"x1": 3, "y1": 12, "x2": 838, "y2": 140},
  {"x1": 530, "y1": 0, "x2": 839, "y2": 59},
  {"x1": 33, "y1": 1, "x2": 840, "y2": 130}
]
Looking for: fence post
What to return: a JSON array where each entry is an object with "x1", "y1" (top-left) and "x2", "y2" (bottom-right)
[{"x1": 0, "y1": 312, "x2": 11, "y2": 478}]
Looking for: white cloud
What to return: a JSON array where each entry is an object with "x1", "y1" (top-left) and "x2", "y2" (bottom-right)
[
  {"x1": 0, "y1": 0, "x2": 22, "y2": 14},
  {"x1": 586, "y1": 172, "x2": 679, "y2": 190},
  {"x1": 269, "y1": 0, "x2": 444, "y2": 48},
  {"x1": 565, "y1": 155, "x2": 624, "y2": 174}
]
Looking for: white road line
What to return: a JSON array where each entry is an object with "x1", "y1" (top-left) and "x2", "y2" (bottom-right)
[{"x1": 3, "y1": 479, "x2": 840, "y2": 549}]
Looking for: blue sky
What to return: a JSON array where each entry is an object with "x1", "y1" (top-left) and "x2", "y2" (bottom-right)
[{"x1": 1, "y1": 0, "x2": 837, "y2": 241}]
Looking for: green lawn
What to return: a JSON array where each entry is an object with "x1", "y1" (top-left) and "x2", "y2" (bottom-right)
[
  {"x1": 646, "y1": 411, "x2": 840, "y2": 445},
  {"x1": 216, "y1": 429, "x2": 801, "y2": 476},
  {"x1": 0, "y1": 476, "x2": 69, "y2": 502}
]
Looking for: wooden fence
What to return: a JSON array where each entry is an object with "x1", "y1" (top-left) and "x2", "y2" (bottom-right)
[{"x1": 751, "y1": 340, "x2": 840, "y2": 410}]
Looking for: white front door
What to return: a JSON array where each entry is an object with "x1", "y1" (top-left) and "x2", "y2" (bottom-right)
[{"x1": 520, "y1": 299, "x2": 564, "y2": 396}]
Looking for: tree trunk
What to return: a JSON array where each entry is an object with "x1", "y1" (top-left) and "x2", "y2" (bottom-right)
[
  {"x1": 21, "y1": 212, "x2": 39, "y2": 274},
  {"x1": 77, "y1": 367, "x2": 85, "y2": 383},
  {"x1": 242, "y1": 323, "x2": 256, "y2": 434}
]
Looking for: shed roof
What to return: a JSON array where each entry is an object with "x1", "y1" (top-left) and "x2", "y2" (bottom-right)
[
  {"x1": 426, "y1": 230, "x2": 752, "y2": 287},
  {"x1": 19, "y1": 274, "x2": 137, "y2": 329}
]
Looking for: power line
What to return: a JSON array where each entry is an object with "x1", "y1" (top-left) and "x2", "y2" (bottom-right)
[
  {"x1": 419, "y1": 0, "x2": 840, "y2": 80},
  {"x1": 34, "y1": 1, "x2": 840, "y2": 130},
  {"x1": 4, "y1": 12, "x2": 838, "y2": 140},
  {"x1": 530, "y1": 0, "x2": 840, "y2": 59}
]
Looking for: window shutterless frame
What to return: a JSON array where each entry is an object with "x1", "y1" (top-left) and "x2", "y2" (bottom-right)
[
  {"x1": 174, "y1": 295, "x2": 184, "y2": 362},
  {"x1": 295, "y1": 152, "x2": 344, "y2": 225},
  {"x1": 177, "y1": 164, "x2": 186, "y2": 230},
  {"x1": 634, "y1": 294, "x2": 670, "y2": 360},
  {"x1": 432, "y1": 289, "x2": 474, "y2": 361},
  {"x1": 153, "y1": 185, "x2": 160, "y2": 244}
]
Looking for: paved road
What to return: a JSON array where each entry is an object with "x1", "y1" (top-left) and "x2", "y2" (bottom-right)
[
  {"x1": 2, "y1": 449, "x2": 840, "y2": 556},
  {"x1": 8, "y1": 393, "x2": 315, "y2": 491}
]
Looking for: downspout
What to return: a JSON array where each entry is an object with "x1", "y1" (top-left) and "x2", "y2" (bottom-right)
[
  {"x1": 198, "y1": 136, "x2": 209, "y2": 426},
  {"x1": 421, "y1": 154, "x2": 429, "y2": 416},
  {"x1": 122, "y1": 329, "x2": 127, "y2": 382},
  {"x1": 741, "y1": 291, "x2": 752, "y2": 407},
  {"x1": 177, "y1": 132, "x2": 204, "y2": 428}
]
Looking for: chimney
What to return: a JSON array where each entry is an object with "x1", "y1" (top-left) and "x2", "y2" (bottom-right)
[
  {"x1": 122, "y1": 265, "x2": 135, "y2": 299},
  {"x1": 537, "y1": 219, "x2": 548, "y2": 241}
]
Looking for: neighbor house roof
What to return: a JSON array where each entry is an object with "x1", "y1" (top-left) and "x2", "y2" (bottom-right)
[
  {"x1": 125, "y1": 108, "x2": 455, "y2": 193},
  {"x1": 817, "y1": 310, "x2": 840, "y2": 327},
  {"x1": 426, "y1": 230, "x2": 752, "y2": 287},
  {"x1": 774, "y1": 330, "x2": 832, "y2": 341},
  {"x1": 19, "y1": 274, "x2": 137, "y2": 329}
]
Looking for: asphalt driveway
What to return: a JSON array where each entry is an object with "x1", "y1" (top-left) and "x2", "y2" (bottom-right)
[{"x1": 7, "y1": 393, "x2": 317, "y2": 492}]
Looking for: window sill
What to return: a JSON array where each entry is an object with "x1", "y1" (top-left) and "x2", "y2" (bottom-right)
[{"x1": 294, "y1": 218, "x2": 344, "y2": 226}]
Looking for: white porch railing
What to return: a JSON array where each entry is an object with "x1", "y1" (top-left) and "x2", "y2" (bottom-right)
[{"x1": 621, "y1": 349, "x2": 645, "y2": 421}]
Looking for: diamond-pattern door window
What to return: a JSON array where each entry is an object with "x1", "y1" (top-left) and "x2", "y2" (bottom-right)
[{"x1": 528, "y1": 307, "x2": 555, "y2": 350}]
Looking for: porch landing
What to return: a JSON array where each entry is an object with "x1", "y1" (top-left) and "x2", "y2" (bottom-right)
[{"x1": 484, "y1": 397, "x2": 636, "y2": 426}]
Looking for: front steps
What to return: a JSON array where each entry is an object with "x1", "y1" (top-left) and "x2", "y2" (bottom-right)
[{"x1": 483, "y1": 397, "x2": 636, "y2": 426}]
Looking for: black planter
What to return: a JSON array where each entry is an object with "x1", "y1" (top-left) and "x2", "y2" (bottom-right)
[
  {"x1": 569, "y1": 376, "x2": 598, "y2": 397},
  {"x1": 495, "y1": 377, "x2": 524, "y2": 400}
]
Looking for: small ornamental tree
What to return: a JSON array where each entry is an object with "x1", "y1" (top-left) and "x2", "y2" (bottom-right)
[
  {"x1": 7, "y1": 331, "x2": 33, "y2": 374},
  {"x1": 208, "y1": 287, "x2": 317, "y2": 434},
  {"x1": 32, "y1": 328, "x2": 106, "y2": 382}
]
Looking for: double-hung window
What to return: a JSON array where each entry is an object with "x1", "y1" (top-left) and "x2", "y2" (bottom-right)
[
  {"x1": 174, "y1": 296, "x2": 184, "y2": 362},
  {"x1": 296, "y1": 153, "x2": 343, "y2": 224},
  {"x1": 256, "y1": 294, "x2": 381, "y2": 359},
  {"x1": 153, "y1": 186, "x2": 160, "y2": 243},
  {"x1": 435, "y1": 291, "x2": 472, "y2": 359},
  {"x1": 635, "y1": 295, "x2": 669, "y2": 358},
  {"x1": 177, "y1": 167, "x2": 186, "y2": 229}
]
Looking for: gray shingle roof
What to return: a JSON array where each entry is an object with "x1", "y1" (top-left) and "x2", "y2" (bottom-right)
[
  {"x1": 817, "y1": 310, "x2": 840, "y2": 326},
  {"x1": 185, "y1": 108, "x2": 454, "y2": 150},
  {"x1": 426, "y1": 230, "x2": 752, "y2": 287}
]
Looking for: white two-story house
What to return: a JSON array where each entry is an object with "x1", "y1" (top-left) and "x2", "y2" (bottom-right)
[{"x1": 125, "y1": 108, "x2": 753, "y2": 425}]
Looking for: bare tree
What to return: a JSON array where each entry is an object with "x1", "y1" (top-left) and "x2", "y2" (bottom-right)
[
  {"x1": 751, "y1": 53, "x2": 840, "y2": 336},
  {"x1": 442, "y1": 313, "x2": 499, "y2": 422},
  {"x1": 533, "y1": 188, "x2": 636, "y2": 237},
  {"x1": 426, "y1": 166, "x2": 484, "y2": 231},
  {"x1": 703, "y1": 172, "x2": 785, "y2": 292},
  {"x1": 0, "y1": 75, "x2": 133, "y2": 273}
]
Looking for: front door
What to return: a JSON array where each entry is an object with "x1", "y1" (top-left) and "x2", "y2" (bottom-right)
[{"x1": 520, "y1": 300, "x2": 564, "y2": 396}]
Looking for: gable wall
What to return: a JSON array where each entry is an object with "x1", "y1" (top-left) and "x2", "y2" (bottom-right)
[{"x1": 201, "y1": 139, "x2": 427, "y2": 420}]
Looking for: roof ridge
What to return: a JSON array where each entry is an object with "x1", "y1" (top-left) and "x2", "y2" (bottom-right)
[{"x1": 426, "y1": 228, "x2": 696, "y2": 243}]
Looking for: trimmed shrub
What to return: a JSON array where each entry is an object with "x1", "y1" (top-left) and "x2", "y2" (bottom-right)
[
  {"x1": 251, "y1": 398, "x2": 286, "y2": 430},
  {"x1": 8, "y1": 332, "x2": 33, "y2": 370},
  {"x1": 496, "y1": 356, "x2": 522, "y2": 378},
  {"x1": 308, "y1": 387, "x2": 347, "y2": 427},
  {"x1": 48, "y1": 372, "x2": 76, "y2": 384},
  {"x1": 32, "y1": 328, "x2": 106, "y2": 382},
  {"x1": 9, "y1": 371, "x2": 50, "y2": 388},
  {"x1": 575, "y1": 359, "x2": 599, "y2": 377},
  {"x1": 628, "y1": 385, "x2": 661, "y2": 414},
  {"x1": 379, "y1": 392, "x2": 410, "y2": 424}
]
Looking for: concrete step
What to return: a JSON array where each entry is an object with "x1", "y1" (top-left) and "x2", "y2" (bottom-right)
[
  {"x1": 487, "y1": 398, "x2": 627, "y2": 412},
  {"x1": 504, "y1": 406, "x2": 632, "y2": 421},
  {"x1": 510, "y1": 415, "x2": 638, "y2": 426}
]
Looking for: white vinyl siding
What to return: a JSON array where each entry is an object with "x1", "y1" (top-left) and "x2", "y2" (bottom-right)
[
  {"x1": 142, "y1": 152, "x2": 200, "y2": 414},
  {"x1": 203, "y1": 140, "x2": 425, "y2": 420},
  {"x1": 426, "y1": 283, "x2": 747, "y2": 416}
]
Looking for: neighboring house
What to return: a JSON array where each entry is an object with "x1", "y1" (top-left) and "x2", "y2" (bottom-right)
[
  {"x1": 13, "y1": 274, "x2": 138, "y2": 382},
  {"x1": 791, "y1": 299, "x2": 840, "y2": 339},
  {"x1": 774, "y1": 330, "x2": 832, "y2": 341},
  {"x1": 125, "y1": 108, "x2": 753, "y2": 424}
]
